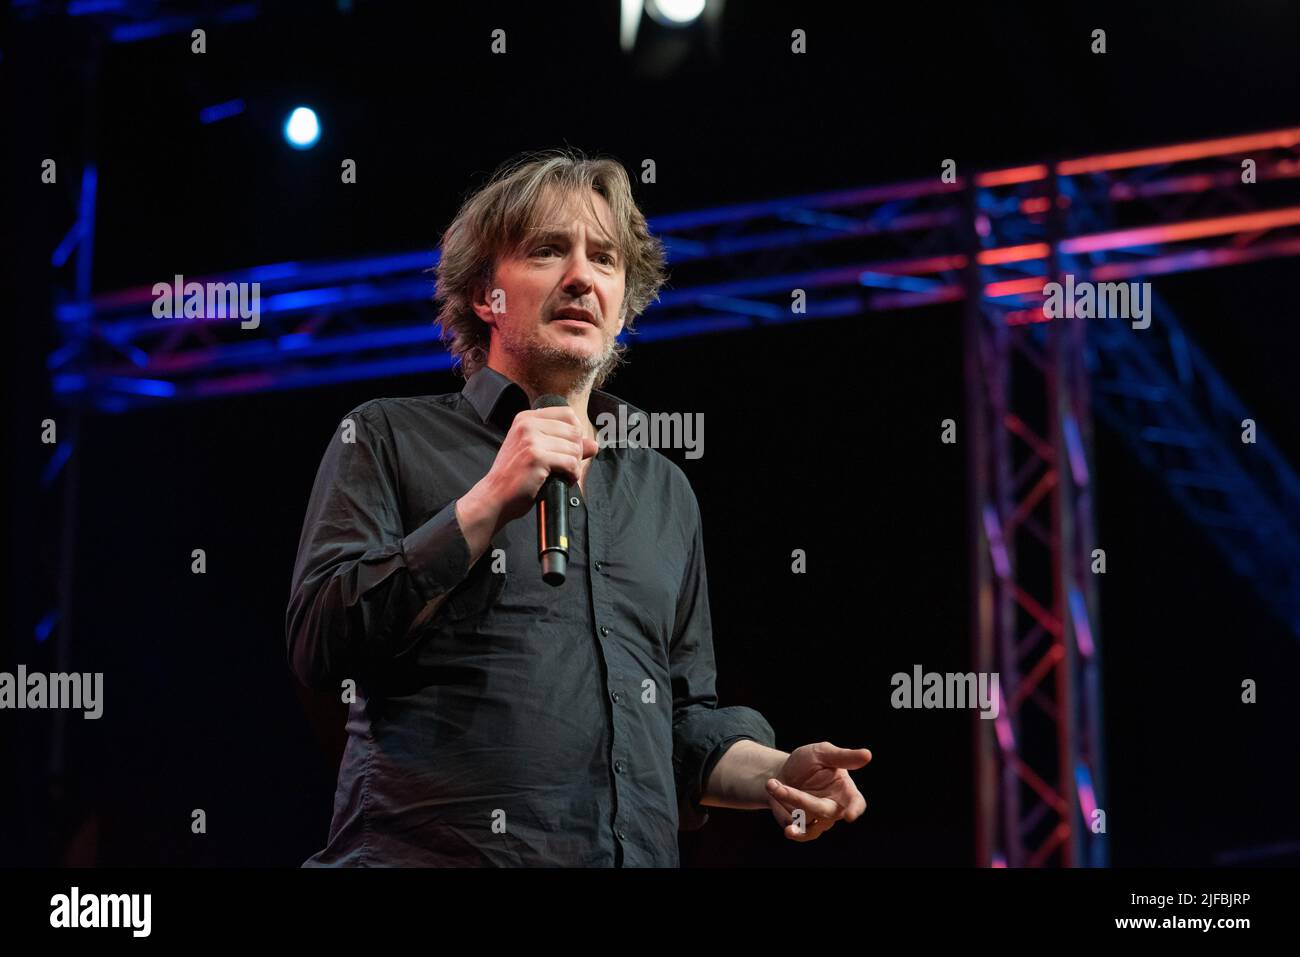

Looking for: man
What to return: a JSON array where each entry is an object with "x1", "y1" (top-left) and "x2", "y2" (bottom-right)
[{"x1": 286, "y1": 149, "x2": 871, "y2": 866}]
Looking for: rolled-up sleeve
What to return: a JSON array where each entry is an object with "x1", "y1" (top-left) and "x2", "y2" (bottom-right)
[
  {"x1": 670, "y1": 492, "x2": 776, "y2": 831},
  {"x1": 285, "y1": 402, "x2": 473, "y2": 691}
]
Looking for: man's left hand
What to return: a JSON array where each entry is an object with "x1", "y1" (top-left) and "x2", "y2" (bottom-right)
[{"x1": 765, "y1": 741, "x2": 871, "y2": 842}]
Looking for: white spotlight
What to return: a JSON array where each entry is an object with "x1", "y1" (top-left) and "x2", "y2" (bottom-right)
[
  {"x1": 284, "y1": 106, "x2": 321, "y2": 150},
  {"x1": 646, "y1": 0, "x2": 706, "y2": 27}
]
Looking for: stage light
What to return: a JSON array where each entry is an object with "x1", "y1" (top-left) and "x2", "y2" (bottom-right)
[
  {"x1": 646, "y1": 0, "x2": 705, "y2": 27},
  {"x1": 284, "y1": 107, "x2": 321, "y2": 149}
]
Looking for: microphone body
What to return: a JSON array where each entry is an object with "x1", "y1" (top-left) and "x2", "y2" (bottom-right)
[{"x1": 533, "y1": 394, "x2": 571, "y2": 586}]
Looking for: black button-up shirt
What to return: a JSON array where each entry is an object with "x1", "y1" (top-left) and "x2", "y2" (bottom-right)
[{"x1": 286, "y1": 366, "x2": 775, "y2": 866}]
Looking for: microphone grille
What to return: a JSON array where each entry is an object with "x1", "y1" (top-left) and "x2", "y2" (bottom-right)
[{"x1": 533, "y1": 393, "x2": 568, "y2": 411}]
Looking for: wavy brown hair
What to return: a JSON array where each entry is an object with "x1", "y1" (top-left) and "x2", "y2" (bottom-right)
[{"x1": 432, "y1": 148, "x2": 668, "y2": 388}]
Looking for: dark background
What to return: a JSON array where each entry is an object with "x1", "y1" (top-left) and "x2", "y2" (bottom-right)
[{"x1": 5, "y1": 0, "x2": 1299, "y2": 867}]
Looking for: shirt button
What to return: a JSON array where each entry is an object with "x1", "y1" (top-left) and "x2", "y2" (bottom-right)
[
  {"x1": 594, "y1": 561, "x2": 604, "y2": 572},
  {"x1": 570, "y1": 496, "x2": 581, "y2": 507},
  {"x1": 615, "y1": 760, "x2": 625, "y2": 774},
  {"x1": 617, "y1": 829, "x2": 627, "y2": 841},
  {"x1": 600, "y1": 625, "x2": 610, "y2": 637},
  {"x1": 610, "y1": 690, "x2": 620, "y2": 704}
]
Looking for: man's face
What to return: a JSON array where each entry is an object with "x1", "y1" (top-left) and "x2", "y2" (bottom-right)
[{"x1": 475, "y1": 188, "x2": 627, "y2": 385}]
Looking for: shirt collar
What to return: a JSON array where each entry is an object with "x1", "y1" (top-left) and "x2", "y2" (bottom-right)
[{"x1": 462, "y1": 365, "x2": 648, "y2": 437}]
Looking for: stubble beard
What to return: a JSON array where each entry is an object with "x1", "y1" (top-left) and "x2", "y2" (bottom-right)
[{"x1": 500, "y1": 316, "x2": 615, "y2": 391}]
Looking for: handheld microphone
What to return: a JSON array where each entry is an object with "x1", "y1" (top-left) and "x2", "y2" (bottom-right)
[{"x1": 533, "y1": 394, "x2": 570, "y2": 586}]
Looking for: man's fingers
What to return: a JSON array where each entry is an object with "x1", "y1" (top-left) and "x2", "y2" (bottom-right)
[
  {"x1": 768, "y1": 794, "x2": 834, "y2": 842},
  {"x1": 523, "y1": 411, "x2": 598, "y2": 461},
  {"x1": 523, "y1": 409, "x2": 586, "y2": 440},
  {"x1": 815, "y1": 743, "x2": 873, "y2": 769},
  {"x1": 766, "y1": 778, "x2": 839, "y2": 820},
  {"x1": 527, "y1": 406, "x2": 582, "y2": 422},
  {"x1": 784, "y1": 815, "x2": 835, "y2": 842},
  {"x1": 842, "y1": 791, "x2": 868, "y2": 823}
]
